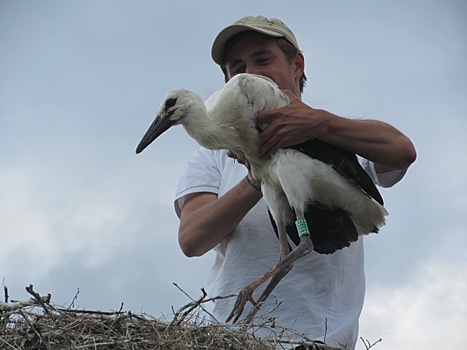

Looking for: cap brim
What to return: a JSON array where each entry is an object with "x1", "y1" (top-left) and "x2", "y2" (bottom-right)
[{"x1": 211, "y1": 25, "x2": 283, "y2": 65}]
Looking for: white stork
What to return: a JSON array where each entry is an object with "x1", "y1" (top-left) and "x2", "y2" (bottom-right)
[{"x1": 136, "y1": 73, "x2": 388, "y2": 323}]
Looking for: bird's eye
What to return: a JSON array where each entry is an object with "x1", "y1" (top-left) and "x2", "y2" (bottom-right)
[{"x1": 165, "y1": 98, "x2": 177, "y2": 109}]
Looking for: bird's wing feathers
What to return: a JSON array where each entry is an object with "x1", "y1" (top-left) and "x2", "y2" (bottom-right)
[{"x1": 290, "y1": 139, "x2": 384, "y2": 205}]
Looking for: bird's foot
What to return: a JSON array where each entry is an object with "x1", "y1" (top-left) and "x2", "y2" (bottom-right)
[
  {"x1": 226, "y1": 285, "x2": 258, "y2": 324},
  {"x1": 226, "y1": 263, "x2": 290, "y2": 324}
]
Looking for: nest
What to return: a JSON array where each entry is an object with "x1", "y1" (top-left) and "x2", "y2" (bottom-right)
[{"x1": 0, "y1": 285, "x2": 340, "y2": 350}]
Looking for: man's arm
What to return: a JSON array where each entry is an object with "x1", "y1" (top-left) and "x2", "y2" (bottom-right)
[
  {"x1": 256, "y1": 91, "x2": 417, "y2": 172},
  {"x1": 178, "y1": 177, "x2": 262, "y2": 257}
]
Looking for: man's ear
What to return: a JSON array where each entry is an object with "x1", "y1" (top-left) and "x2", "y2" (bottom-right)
[
  {"x1": 221, "y1": 65, "x2": 230, "y2": 83},
  {"x1": 294, "y1": 51, "x2": 305, "y2": 78}
]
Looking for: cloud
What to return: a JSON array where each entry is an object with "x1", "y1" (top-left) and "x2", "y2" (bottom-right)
[
  {"x1": 360, "y1": 256, "x2": 467, "y2": 348},
  {"x1": 0, "y1": 152, "x2": 212, "y2": 315}
]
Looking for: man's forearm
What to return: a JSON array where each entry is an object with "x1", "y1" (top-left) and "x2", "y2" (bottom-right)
[
  {"x1": 178, "y1": 177, "x2": 262, "y2": 257},
  {"x1": 321, "y1": 113, "x2": 417, "y2": 170}
]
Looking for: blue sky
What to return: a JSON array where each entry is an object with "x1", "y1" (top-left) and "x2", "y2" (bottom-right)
[{"x1": 1, "y1": 1, "x2": 466, "y2": 348}]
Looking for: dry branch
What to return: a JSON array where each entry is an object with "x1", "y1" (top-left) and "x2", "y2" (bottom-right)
[{"x1": 0, "y1": 292, "x2": 51, "y2": 313}]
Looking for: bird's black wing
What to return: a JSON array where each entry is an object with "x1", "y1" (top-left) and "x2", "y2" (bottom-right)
[{"x1": 290, "y1": 139, "x2": 384, "y2": 205}]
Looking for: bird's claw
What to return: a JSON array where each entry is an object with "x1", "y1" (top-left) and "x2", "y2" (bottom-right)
[{"x1": 226, "y1": 288, "x2": 258, "y2": 324}]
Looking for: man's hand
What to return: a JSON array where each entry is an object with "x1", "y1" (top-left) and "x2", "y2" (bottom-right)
[
  {"x1": 255, "y1": 90, "x2": 330, "y2": 158},
  {"x1": 227, "y1": 150, "x2": 261, "y2": 185}
]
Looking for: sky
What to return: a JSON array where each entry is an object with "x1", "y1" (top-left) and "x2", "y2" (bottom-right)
[{"x1": 1, "y1": 0, "x2": 466, "y2": 348}]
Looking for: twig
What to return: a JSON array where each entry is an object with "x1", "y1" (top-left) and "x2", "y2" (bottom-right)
[
  {"x1": 172, "y1": 286, "x2": 208, "y2": 321},
  {"x1": 0, "y1": 292, "x2": 51, "y2": 312},
  {"x1": 67, "y1": 288, "x2": 80, "y2": 310},
  {"x1": 0, "y1": 336, "x2": 17, "y2": 349},
  {"x1": 360, "y1": 337, "x2": 383, "y2": 349},
  {"x1": 55, "y1": 308, "x2": 127, "y2": 316},
  {"x1": 4, "y1": 285, "x2": 8, "y2": 303},
  {"x1": 171, "y1": 283, "x2": 236, "y2": 326},
  {"x1": 110, "y1": 303, "x2": 125, "y2": 328},
  {"x1": 170, "y1": 284, "x2": 248, "y2": 349},
  {"x1": 25, "y1": 284, "x2": 51, "y2": 314},
  {"x1": 18, "y1": 309, "x2": 44, "y2": 344}
]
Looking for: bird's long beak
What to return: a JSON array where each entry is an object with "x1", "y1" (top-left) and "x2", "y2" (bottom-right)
[{"x1": 135, "y1": 113, "x2": 174, "y2": 154}]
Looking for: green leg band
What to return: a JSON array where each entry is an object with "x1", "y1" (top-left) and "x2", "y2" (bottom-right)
[{"x1": 296, "y1": 218, "x2": 310, "y2": 237}]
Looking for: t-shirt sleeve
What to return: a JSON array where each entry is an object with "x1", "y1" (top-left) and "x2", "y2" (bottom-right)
[
  {"x1": 174, "y1": 147, "x2": 222, "y2": 217},
  {"x1": 360, "y1": 157, "x2": 408, "y2": 188}
]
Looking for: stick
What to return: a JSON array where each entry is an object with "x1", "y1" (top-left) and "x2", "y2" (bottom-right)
[
  {"x1": 0, "y1": 292, "x2": 51, "y2": 312},
  {"x1": 25, "y1": 284, "x2": 51, "y2": 314}
]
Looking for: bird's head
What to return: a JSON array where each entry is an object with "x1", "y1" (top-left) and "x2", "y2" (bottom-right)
[{"x1": 135, "y1": 89, "x2": 204, "y2": 154}]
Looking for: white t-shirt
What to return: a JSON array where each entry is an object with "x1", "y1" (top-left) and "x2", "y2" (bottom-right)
[{"x1": 174, "y1": 147, "x2": 406, "y2": 349}]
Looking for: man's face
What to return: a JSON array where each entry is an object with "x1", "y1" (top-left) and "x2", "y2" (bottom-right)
[{"x1": 223, "y1": 32, "x2": 303, "y2": 96}]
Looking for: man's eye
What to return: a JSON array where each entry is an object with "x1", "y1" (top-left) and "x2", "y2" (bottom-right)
[{"x1": 257, "y1": 57, "x2": 271, "y2": 65}]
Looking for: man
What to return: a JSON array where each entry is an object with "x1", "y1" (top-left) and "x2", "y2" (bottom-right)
[{"x1": 174, "y1": 16, "x2": 416, "y2": 349}]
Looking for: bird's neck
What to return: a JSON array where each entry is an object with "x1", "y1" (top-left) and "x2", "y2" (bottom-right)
[
  {"x1": 182, "y1": 95, "x2": 266, "y2": 176},
  {"x1": 182, "y1": 108, "x2": 229, "y2": 150}
]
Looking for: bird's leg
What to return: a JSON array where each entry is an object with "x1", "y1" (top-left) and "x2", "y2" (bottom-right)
[
  {"x1": 226, "y1": 216, "x2": 292, "y2": 323},
  {"x1": 227, "y1": 215, "x2": 314, "y2": 324},
  {"x1": 240, "y1": 221, "x2": 292, "y2": 322},
  {"x1": 243, "y1": 215, "x2": 314, "y2": 323},
  {"x1": 226, "y1": 213, "x2": 290, "y2": 324}
]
